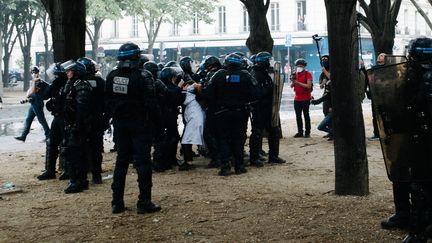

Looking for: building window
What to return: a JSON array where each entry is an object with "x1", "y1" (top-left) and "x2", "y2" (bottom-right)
[
  {"x1": 270, "y1": 3, "x2": 280, "y2": 31},
  {"x1": 297, "y1": 0, "x2": 306, "y2": 31},
  {"x1": 404, "y1": 9, "x2": 410, "y2": 35},
  {"x1": 242, "y1": 6, "x2": 250, "y2": 32},
  {"x1": 192, "y1": 12, "x2": 199, "y2": 34},
  {"x1": 218, "y1": 6, "x2": 226, "y2": 33},
  {"x1": 426, "y1": 12, "x2": 431, "y2": 35},
  {"x1": 131, "y1": 16, "x2": 139, "y2": 37},
  {"x1": 172, "y1": 21, "x2": 179, "y2": 36},
  {"x1": 113, "y1": 20, "x2": 119, "y2": 38}
]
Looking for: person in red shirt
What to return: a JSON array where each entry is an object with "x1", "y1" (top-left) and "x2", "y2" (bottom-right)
[{"x1": 290, "y1": 58, "x2": 313, "y2": 137}]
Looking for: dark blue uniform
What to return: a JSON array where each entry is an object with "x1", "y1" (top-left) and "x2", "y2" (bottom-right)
[
  {"x1": 85, "y1": 74, "x2": 106, "y2": 183},
  {"x1": 201, "y1": 67, "x2": 258, "y2": 175},
  {"x1": 106, "y1": 66, "x2": 159, "y2": 209},
  {"x1": 249, "y1": 66, "x2": 283, "y2": 164},
  {"x1": 62, "y1": 77, "x2": 92, "y2": 193},
  {"x1": 37, "y1": 75, "x2": 67, "y2": 180}
]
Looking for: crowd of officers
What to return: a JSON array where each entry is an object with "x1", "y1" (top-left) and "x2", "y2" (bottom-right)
[{"x1": 35, "y1": 42, "x2": 285, "y2": 214}]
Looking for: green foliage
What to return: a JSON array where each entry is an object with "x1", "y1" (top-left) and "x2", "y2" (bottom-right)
[
  {"x1": 86, "y1": 0, "x2": 123, "y2": 23},
  {"x1": 0, "y1": 0, "x2": 17, "y2": 29},
  {"x1": 125, "y1": 0, "x2": 216, "y2": 31}
]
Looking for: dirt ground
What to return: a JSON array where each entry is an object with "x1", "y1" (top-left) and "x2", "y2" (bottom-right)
[{"x1": 0, "y1": 115, "x2": 408, "y2": 243}]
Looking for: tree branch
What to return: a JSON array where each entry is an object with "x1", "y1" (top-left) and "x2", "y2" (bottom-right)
[
  {"x1": 357, "y1": 13, "x2": 372, "y2": 34},
  {"x1": 390, "y1": 0, "x2": 402, "y2": 22},
  {"x1": 409, "y1": 0, "x2": 432, "y2": 30},
  {"x1": 152, "y1": 16, "x2": 164, "y2": 43},
  {"x1": 264, "y1": 0, "x2": 270, "y2": 12}
]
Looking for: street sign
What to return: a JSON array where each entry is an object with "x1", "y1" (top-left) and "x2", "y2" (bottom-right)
[{"x1": 285, "y1": 34, "x2": 292, "y2": 47}]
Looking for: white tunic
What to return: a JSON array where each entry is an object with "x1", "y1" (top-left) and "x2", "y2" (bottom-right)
[{"x1": 181, "y1": 84, "x2": 205, "y2": 145}]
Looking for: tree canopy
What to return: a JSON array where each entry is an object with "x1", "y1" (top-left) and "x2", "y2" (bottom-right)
[{"x1": 124, "y1": 0, "x2": 215, "y2": 55}]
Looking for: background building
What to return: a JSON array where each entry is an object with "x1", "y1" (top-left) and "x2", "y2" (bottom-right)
[{"x1": 21, "y1": 0, "x2": 432, "y2": 81}]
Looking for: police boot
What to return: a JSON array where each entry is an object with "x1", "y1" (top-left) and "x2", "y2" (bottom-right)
[
  {"x1": 58, "y1": 150, "x2": 69, "y2": 180},
  {"x1": 381, "y1": 212, "x2": 410, "y2": 230},
  {"x1": 136, "y1": 163, "x2": 160, "y2": 214},
  {"x1": 249, "y1": 131, "x2": 264, "y2": 167},
  {"x1": 234, "y1": 160, "x2": 247, "y2": 175},
  {"x1": 111, "y1": 183, "x2": 126, "y2": 214},
  {"x1": 402, "y1": 233, "x2": 427, "y2": 243},
  {"x1": 268, "y1": 128, "x2": 286, "y2": 164},
  {"x1": 218, "y1": 161, "x2": 231, "y2": 176},
  {"x1": 64, "y1": 181, "x2": 83, "y2": 194},
  {"x1": 37, "y1": 147, "x2": 57, "y2": 180}
]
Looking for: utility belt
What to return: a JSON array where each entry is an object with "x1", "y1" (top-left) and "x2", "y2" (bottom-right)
[{"x1": 214, "y1": 100, "x2": 259, "y2": 115}]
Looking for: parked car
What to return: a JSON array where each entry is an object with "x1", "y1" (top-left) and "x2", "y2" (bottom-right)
[{"x1": 7, "y1": 69, "x2": 23, "y2": 86}]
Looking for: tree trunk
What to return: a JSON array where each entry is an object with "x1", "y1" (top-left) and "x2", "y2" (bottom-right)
[
  {"x1": 2, "y1": 55, "x2": 10, "y2": 88},
  {"x1": 325, "y1": 0, "x2": 369, "y2": 196},
  {"x1": 23, "y1": 47, "x2": 31, "y2": 91},
  {"x1": 371, "y1": 34, "x2": 394, "y2": 57},
  {"x1": 90, "y1": 20, "x2": 103, "y2": 61},
  {"x1": 242, "y1": 0, "x2": 273, "y2": 54},
  {"x1": 0, "y1": 31, "x2": 3, "y2": 95},
  {"x1": 42, "y1": 14, "x2": 51, "y2": 81},
  {"x1": 40, "y1": 0, "x2": 86, "y2": 62}
]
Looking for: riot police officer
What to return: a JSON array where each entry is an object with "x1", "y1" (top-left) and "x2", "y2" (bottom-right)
[
  {"x1": 180, "y1": 56, "x2": 200, "y2": 82},
  {"x1": 37, "y1": 63, "x2": 68, "y2": 180},
  {"x1": 105, "y1": 42, "x2": 161, "y2": 214},
  {"x1": 201, "y1": 53, "x2": 258, "y2": 176},
  {"x1": 401, "y1": 38, "x2": 432, "y2": 242},
  {"x1": 61, "y1": 60, "x2": 93, "y2": 193},
  {"x1": 249, "y1": 52, "x2": 286, "y2": 166},
  {"x1": 197, "y1": 55, "x2": 223, "y2": 168},
  {"x1": 77, "y1": 57, "x2": 106, "y2": 184},
  {"x1": 153, "y1": 67, "x2": 184, "y2": 171}
]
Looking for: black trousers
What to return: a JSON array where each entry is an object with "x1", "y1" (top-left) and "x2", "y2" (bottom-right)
[
  {"x1": 86, "y1": 116, "x2": 104, "y2": 176},
  {"x1": 61, "y1": 126, "x2": 88, "y2": 184},
  {"x1": 45, "y1": 116, "x2": 65, "y2": 172},
  {"x1": 249, "y1": 105, "x2": 281, "y2": 160},
  {"x1": 153, "y1": 117, "x2": 179, "y2": 168},
  {"x1": 112, "y1": 119, "x2": 154, "y2": 205},
  {"x1": 215, "y1": 110, "x2": 248, "y2": 170},
  {"x1": 294, "y1": 100, "x2": 311, "y2": 134}
]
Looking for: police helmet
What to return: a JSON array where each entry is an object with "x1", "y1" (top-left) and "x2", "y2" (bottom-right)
[
  {"x1": 53, "y1": 62, "x2": 65, "y2": 75},
  {"x1": 31, "y1": 66, "x2": 40, "y2": 74},
  {"x1": 250, "y1": 54, "x2": 257, "y2": 64},
  {"x1": 117, "y1": 42, "x2": 141, "y2": 61},
  {"x1": 203, "y1": 55, "x2": 221, "y2": 70},
  {"x1": 139, "y1": 54, "x2": 150, "y2": 64},
  {"x1": 77, "y1": 57, "x2": 97, "y2": 75},
  {"x1": 62, "y1": 60, "x2": 86, "y2": 76},
  {"x1": 224, "y1": 53, "x2": 243, "y2": 68},
  {"x1": 180, "y1": 56, "x2": 193, "y2": 73},
  {"x1": 157, "y1": 62, "x2": 165, "y2": 71},
  {"x1": 143, "y1": 61, "x2": 159, "y2": 78},
  {"x1": 295, "y1": 58, "x2": 307, "y2": 66},
  {"x1": 233, "y1": 52, "x2": 246, "y2": 58},
  {"x1": 159, "y1": 67, "x2": 178, "y2": 82},
  {"x1": 255, "y1": 52, "x2": 272, "y2": 68},
  {"x1": 408, "y1": 37, "x2": 432, "y2": 62},
  {"x1": 165, "y1": 61, "x2": 180, "y2": 68}
]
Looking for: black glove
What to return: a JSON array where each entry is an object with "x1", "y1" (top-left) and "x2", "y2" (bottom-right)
[{"x1": 311, "y1": 99, "x2": 318, "y2": 105}]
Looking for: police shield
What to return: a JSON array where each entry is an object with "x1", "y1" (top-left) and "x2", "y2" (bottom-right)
[
  {"x1": 368, "y1": 55, "x2": 411, "y2": 182},
  {"x1": 270, "y1": 61, "x2": 284, "y2": 127}
]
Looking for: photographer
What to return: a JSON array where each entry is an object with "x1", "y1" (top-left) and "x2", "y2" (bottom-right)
[{"x1": 14, "y1": 66, "x2": 50, "y2": 142}]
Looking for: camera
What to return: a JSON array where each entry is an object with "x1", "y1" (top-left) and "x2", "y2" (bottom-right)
[{"x1": 20, "y1": 98, "x2": 30, "y2": 104}]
